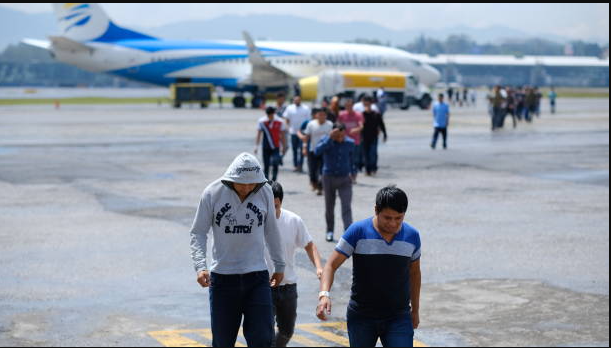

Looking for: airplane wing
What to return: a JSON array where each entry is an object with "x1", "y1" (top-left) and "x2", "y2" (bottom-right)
[
  {"x1": 242, "y1": 31, "x2": 294, "y2": 88},
  {"x1": 21, "y1": 38, "x2": 52, "y2": 50}
]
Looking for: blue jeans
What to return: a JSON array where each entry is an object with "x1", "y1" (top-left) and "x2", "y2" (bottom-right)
[
  {"x1": 347, "y1": 308, "x2": 414, "y2": 347},
  {"x1": 210, "y1": 271, "x2": 274, "y2": 347},
  {"x1": 290, "y1": 134, "x2": 304, "y2": 169},
  {"x1": 363, "y1": 139, "x2": 379, "y2": 174},
  {"x1": 262, "y1": 147, "x2": 281, "y2": 182}
]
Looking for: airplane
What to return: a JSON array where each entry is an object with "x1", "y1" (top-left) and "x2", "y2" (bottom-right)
[{"x1": 23, "y1": 3, "x2": 441, "y2": 108}]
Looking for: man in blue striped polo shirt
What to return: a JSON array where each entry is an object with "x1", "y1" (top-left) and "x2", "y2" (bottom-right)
[{"x1": 316, "y1": 186, "x2": 421, "y2": 347}]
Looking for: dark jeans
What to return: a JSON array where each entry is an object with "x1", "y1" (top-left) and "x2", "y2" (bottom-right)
[
  {"x1": 262, "y1": 147, "x2": 281, "y2": 182},
  {"x1": 347, "y1": 308, "x2": 414, "y2": 347},
  {"x1": 362, "y1": 139, "x2": 379, "y2": 174},
  {"x1": 492, "y1": 106, "x2": 504, "y2": 129},
  {"x1": 307, "y1": 151, "x2": 323, "y2": 187},
  {"x1": 353, "y1": 144, "x2": 363, "y2": 173},
  {"x1": 271, "y1": 284, "x2": 298, "y2": 347},
  {"x1": 290, "y1": 135, "x2": 304, "y2": 169},
  {"x1": 210, "y1": 271, "x2": 274, "y2": 347},
  {"x1": 322, "y1": 175, "x2": 353, "y2": 234},
  {"x1": 431, "y1": 127, "x2": 447, "y2": 149}
]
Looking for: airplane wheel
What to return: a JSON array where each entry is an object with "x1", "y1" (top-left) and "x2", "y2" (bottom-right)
[{"x1": 233, "y1": 96, "x2": 246, "y2": 108}]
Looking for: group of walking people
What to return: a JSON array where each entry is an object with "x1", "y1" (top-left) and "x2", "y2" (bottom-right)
[{"x1": 190, "y1": 152, "x2": 421, "y2": 347}]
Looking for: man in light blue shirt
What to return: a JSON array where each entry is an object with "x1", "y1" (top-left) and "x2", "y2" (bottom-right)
[{"x1": 431, "y1": 94, "x2": 450, "y2": 150}]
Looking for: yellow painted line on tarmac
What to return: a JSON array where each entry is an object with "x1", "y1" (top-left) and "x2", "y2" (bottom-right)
[
  {"x1": 298, "y1": 323, "x2": 351, "y2": 347},
  {"x1": 148, "y1": 322, "x2": 427, "y2": 347},
  {"x1": 148, "y1": 329, "x2": 208, "y2": 347}
]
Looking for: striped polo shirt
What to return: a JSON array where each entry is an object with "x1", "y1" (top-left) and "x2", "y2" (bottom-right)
[{"x1": 335, "y1": 218, "x2": 421, "y2": 319}]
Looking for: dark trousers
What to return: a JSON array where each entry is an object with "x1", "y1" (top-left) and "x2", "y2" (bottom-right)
[
  {"x1": 492, "y1": 106, "x2": 504, "y2": 129},
  {"x1": 210, "y1": 271, "x2": 274, "y2": 347},
  {"x1": 323, "y1": 175, "x2": 353, "y2": 234},
  {"x1": 362, "y1": 139, "x2": 379, "y2": 174},
  {"x1": 290, "y1": 135, "x2": 304, "y2": 169},
  {"x1": 271, "y1": 284, "x2": 298, "y2": 347},
  {"x1": 431, "y1": 127, "x2": 447, "y2": 149},
  {"x1": 347, "y1": 308, "x2": 414, "y2": 348},
  {"x1": 307, "y1": 151, "x2": 323, "y2": 187},
  {"x1": 262, "y1": 147, "x2": 281, "y2": 182},
  {"x1": 353, "y1": 144, "x2": 363, "y2": 172}
]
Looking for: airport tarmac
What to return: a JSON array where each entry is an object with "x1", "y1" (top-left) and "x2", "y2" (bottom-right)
[{"x1": 0, "y1": 98, "x2": 608, "y2": 347}]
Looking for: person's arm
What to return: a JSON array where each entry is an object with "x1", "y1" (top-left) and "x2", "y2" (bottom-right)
[
  {"x1": 263, "y1": 188, "x2": 285, "y2": 287},
  {"x1": 314, "y1": 133, "x2": 335, "y2": 157},
  {"x1": 279, "y1": 128, "x2": 287, "y2": 156},
  {"x1": 317, "y1": 250, "x2": 348, "y2": 321},
  {"x1": 190, "y1": 190, "x2": 213, "y2": 288},
  {"x1": 304, "y1": 242, "x2": 323, "y2": 279},
  {"x1": 254, "y1": 129, "x2": 262, "y2": 154},
  {"x1": 409, "y1": 259, "x2": 421, "y2": 329}
]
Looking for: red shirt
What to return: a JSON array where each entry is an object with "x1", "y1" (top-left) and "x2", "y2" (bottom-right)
[
  {"x1": 338, "y1": 110, "x2": 364, "y2": 145},
  {"x1": 258, "y1": 116, "x2": 286, "y2": 149}
]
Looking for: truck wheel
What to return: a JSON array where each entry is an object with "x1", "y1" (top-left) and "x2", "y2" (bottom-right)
[
  {"x1": 232, "y1": 96, "x2": 246, "y2": 108},
  {"x1": 200, "y1": 102, "x2": 208, "y2": 109},
  {"x1": 173, "y1": 101, "x2": 181, "y2": 108},
  {"x1": 251, "y1": 96, "x2": 262, "y2": 109},
  {"x1": 419, "y1": 95, "x2": 432, "y2": 110},
  {"x1": 400, "y1": 103, "x2": 410, "y2": 111}
]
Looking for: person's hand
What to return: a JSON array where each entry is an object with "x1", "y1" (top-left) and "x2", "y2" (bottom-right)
[
  {"x1": 270, "y1": 272, "x2": 284, "y2": 287},
  {"x1": 317, "y1": 296, "x2": 332, "y2": 321},
  {"x1": 254, "y1": 147, "x2": 259, "y2": 155},
  {"x1": 316, "y1": 268, "x2": 323, "y2": 279},
  {"x1": 197, "y1": 270, "x2": 211, "y2": 288},
  {"x1": 383, "y1": 136, "x2": 388, "y2": 143},
  {"x1": 329, "y1": 128, "x2": 340, "y2": 139},
  {"x1": 349, "y1": 128, "x2": 360, "y2": 136},
  {"x1": 411, "y1": 310, "x2": 420, "y2": 329},
  {"x1": 302, "y1": 147, "x2": 308, "y2": 157}
]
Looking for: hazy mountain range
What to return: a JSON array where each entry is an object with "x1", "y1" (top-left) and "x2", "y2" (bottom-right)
[{"x1": 0, "y1": 6, "x2": 599, "y2": 52}]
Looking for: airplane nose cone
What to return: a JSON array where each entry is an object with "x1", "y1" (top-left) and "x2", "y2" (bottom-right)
[{"x1": 425, "y1": 65, "x2": 441, "y2": 85}]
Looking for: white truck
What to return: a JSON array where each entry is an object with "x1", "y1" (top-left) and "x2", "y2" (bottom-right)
[{"x1": 299, "y1": 70, "x2": 433, "y2": 110}]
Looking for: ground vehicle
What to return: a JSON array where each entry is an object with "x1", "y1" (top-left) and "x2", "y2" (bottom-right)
[
  {"x1": 170, "y1": 83, "x2": 213, "y2": 108},
  {"x1": 299, "y1": 70, "x2": 432, "y2": 110}
]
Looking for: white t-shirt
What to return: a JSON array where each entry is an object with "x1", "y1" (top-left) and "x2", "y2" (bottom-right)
[
  {"x1": 353, "y1": 102, "x2": 380, "y2": 113},
  {"x1": 265, "y1": 209, "x2": 313, "y2": 286},
  {"x1": 304, "y1": 120, "x2": 333, "y2": 152},
  {"x1": 283, "y1": 104, "x2": 311, "y2": 135}
]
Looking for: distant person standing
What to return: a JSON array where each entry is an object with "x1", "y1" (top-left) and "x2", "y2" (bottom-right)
[
  {"x1": 361, "y1": 96, "x2": 387, "y2": 176},
  {"x1": 315, "y1": 123, "x2": 355, "y2": 242},
  {"x1": 215, "y1": 85, "x2": 224, "y2": 108},
  {"x1": 255, "y1": 106, "x2": 287, "y2": 182},
  {"x1": 469, "y1": 89, "x2": 477, "y2": 107},
  {"x1": 338, "y1": 98, "x2": 365, "y2": 181},
  {"x1": 431, "y1": 94, "x2": 450, "y2": 150},
  {"x1": 266, "y1": 182, "x2": 323, "y2": 347},
  {"x1": 524, "y1": 87, "x2": 536, "y2": 123},
  {"x1": 489, "y1": 85, "x2": 506, "y2": 131},
  {"x1": 317, "y1": 186, "x2": 422, "y2": 347},
  {"x1": 447, "y1": 87, "x2": 454, "y2": 105},
  {"x1": 354, "y1": 95, "x2": 380, "y2": 114},
  {"x1": 376, "y1": 87, "x2": 388, "y2": 116},
  {"x1": 534, "y1": 87, "x2": 542, "y2": 117},
  {"x1": 302, "y1": 108, "x2": 334, "y2": 195},
  {"x1": 328, "y1": 96, "x2": 341, "y2": 123},
  {"x1": 283, "y1": 96, "x2": 310, "y2": 173},
  {"x1": 548, "y1": 87, "x2": 557, "y2": 114},
  {"x1": 275, "y1": 92, "x2": 288, "y2": 166}
]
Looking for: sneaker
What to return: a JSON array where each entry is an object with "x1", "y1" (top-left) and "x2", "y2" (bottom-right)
[{"x1": 326, "y1": 232, "x2": 334, "y2": 242}]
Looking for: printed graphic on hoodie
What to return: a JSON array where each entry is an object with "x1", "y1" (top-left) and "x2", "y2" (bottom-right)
[{"x1": 219, "y1": 202, "x2": 264, "y2": 234}]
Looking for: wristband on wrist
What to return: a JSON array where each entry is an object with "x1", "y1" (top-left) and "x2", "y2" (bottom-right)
[{"x1": 319, "y1": 291, "x2": 330, "y2": 299}]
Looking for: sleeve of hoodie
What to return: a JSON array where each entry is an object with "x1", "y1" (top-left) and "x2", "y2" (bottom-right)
[
  {"x1": 263, "y1": 187, "x2": 286, "y2": 274},
  {"x1": 190, "y1": 189, "x2": 213, "y2": 273}
]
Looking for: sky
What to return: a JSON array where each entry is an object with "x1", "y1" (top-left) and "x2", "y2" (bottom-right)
[{"x1": 1, "y1": 3, "x2": 608, "y2": 43}]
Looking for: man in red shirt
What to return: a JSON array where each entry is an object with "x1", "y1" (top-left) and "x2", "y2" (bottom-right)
[
  {"x1": 255, "y1": 106, "x2": 287, "y2": 181},
  {"x1": 338, "y1": 98, "x2": 364, "y2": 183}
]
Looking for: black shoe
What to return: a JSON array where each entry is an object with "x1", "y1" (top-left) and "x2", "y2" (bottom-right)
[{"x1": 326, "y1": 232, "x2": 334, "y2": 242}]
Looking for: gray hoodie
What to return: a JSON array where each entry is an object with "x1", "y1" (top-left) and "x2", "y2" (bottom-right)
[{"x1": 190, "y1": 153, "x2": 286, "y2": 275}]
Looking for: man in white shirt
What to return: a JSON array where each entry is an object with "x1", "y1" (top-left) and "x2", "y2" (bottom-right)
[
  {"x1": 354, "y1": 94, "x2": 380, "y2": 114},
  {"x1": 282, "y1": 96, "x2": 311, "y2": 173},
  {"x1": 267, "y1": 181, "x2": 323, "y2": 347},
  {"x1": 302, "y1": 108, "x2": 334, "y2": 195}
]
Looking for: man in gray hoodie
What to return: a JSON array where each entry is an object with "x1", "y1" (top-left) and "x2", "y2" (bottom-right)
[{"x1": 190, "y1": 153, "x2": 286, "y2": 347}]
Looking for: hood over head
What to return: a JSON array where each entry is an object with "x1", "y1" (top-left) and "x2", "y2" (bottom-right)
[{"x1": 221, "y1": 152, "x2": 268, "y2": 185}]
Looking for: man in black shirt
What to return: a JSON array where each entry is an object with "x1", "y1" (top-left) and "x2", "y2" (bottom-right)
[{"x1": 361, "y1": 96, "x2": 387, "y2": 176}]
